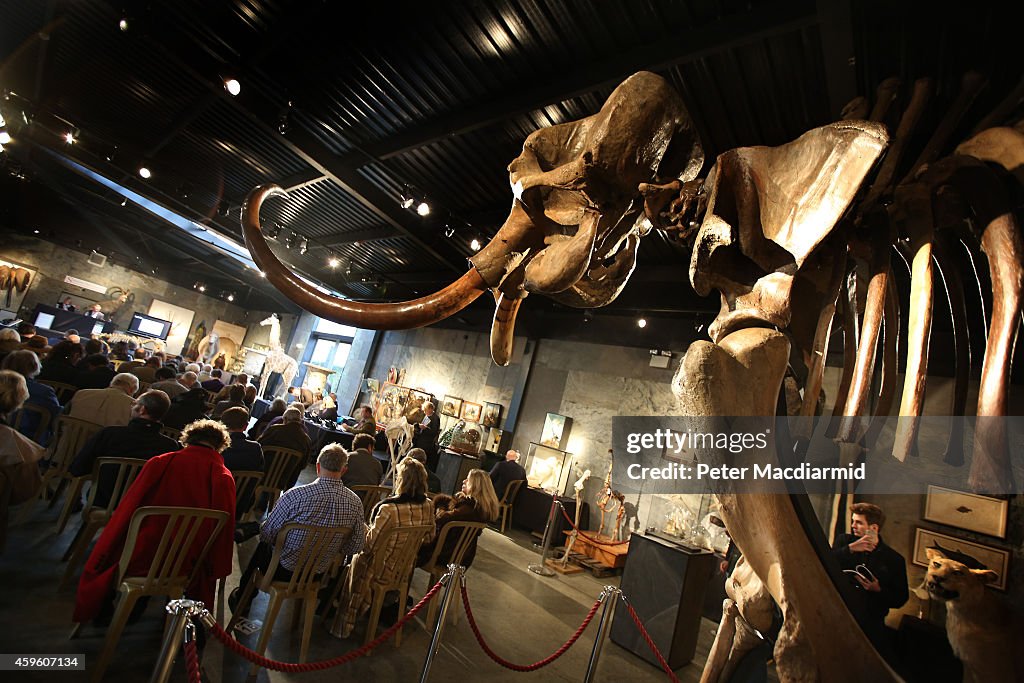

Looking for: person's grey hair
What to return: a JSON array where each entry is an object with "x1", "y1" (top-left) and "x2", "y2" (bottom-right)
[
  {"x1": 111, "y1": 372, "x2": 140, "y2": 393},
  {"x1": 181, "y1": 371, "x2": 198, "y2": 384},
  {"x1": 422, "y1": 401, "x2": 434, "y2": 411},
  {"x1": 185, "y1": 363, "x2": 201, "y2": 373},
  {"x1": 318, "y1": 443, "x2": 349, "y2": 473},
  {"x1": 0, "y1": 328, "x2": 20, "y2": 342},
  {"x1": 270, "y1": 397, "x2": 287, "y2": 412},
  {"x1": 283, "y1": 407, "x2": 302, "y2": 423},
  {"x1": 135, "y1": 390, "x2": 171, "y2": 420},
  {"x1": 2, "y1": 349, "x2": 42, "y2": 378},
  {"x1": 507, "y1": 449, "x2": 520, "y2": 462},
  {"x1": 0, "y1": 369, "x2": 29, "y2": 413}
]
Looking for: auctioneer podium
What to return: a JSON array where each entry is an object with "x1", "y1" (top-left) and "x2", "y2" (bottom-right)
[{"x1": 610, "y1": 532, "x2": 715, "y2": 669}]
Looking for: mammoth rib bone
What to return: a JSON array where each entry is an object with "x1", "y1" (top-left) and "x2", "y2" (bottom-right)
[
  {"x1": 933, "y1": 233, "x2": 972, "y2": 466},
  {"x1": 864, "y1": 275, "x2": 901, "y2": 448}
]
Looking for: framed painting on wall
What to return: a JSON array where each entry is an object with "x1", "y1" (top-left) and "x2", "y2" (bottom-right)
[
  {"x1": 924, "y1": 485, "x2": 1008, "y2": 538},
  {"x1": 374, "y1": 383, "x2": 410, "y2": 424},
  {"x1": 461, "y1": 401, "x2": 483, "y2": 423},
  {"x1": 0, "y1": 258, "x2": 37, "y2": 313},
  {"x1": 148, "y1": 299, "x2": 195, "y2": 357},
  {"x1": 441, "y1": 395, "x2": 462, "y2": 418},
  {"x1": 482, "y1": 402, "x2": 503, "y2": 428},
  {"x1": 540, "y1": 412, "x2": 572, "y2": 450},
  {"x1": 912, "y1": 528, "x2": 1010, "y2": 591}
]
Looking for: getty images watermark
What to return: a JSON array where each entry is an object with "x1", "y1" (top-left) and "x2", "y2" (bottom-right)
[{"x1": 609, "y1": 416, "x2": 1024, "y2": 496}]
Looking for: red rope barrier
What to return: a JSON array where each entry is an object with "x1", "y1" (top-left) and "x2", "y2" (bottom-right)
[
  {"x1": 460, "y1": 582, "x2": 601, "y2": 671},
  {"x1": 184, "y1": 638, "x2": 202, "y2": 683},
  {"x1": 623, "y1": 598, "x2": 680, "y2": 683},
  {"x1": 206, "y1": 579, "x2": 445, "y2": 672},
  {"x1": 559, "y1": 506, "x2": 631, "y2": 547}
]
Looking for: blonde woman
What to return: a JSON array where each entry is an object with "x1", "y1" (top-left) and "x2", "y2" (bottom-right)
[
  {"x1": 418, "y1": 468, "x2": 499, "y2": 569},
  {"x1": 337, "y1": 457, "x2": 434, "y2": 638},
  {"x1": 0, "y1": 370, "x2": 45, "y2": 550}
]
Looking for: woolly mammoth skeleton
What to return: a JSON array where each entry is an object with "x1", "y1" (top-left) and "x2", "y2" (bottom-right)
[{"x1": 242, "y1": 71, "x2": 1023, "y2": 681}]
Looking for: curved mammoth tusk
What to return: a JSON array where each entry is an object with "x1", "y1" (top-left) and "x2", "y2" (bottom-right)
[
  {"x1": 242, "y1": 185, "x2": 488, "y2": 330},
  {"x1": 490, "y1": 293, "x2": 522, "y2": 367}
]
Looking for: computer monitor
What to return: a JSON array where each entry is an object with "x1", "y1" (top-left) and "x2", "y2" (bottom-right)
[
  {"x1": 91, "y1": 321, "x2": 106, "y2": 336},
  {"x1": 34, "y1": 311, "x2": 56, "y2": 330},
  {"x1": 126, "y1": 312, "x2": 172, "y2": 340}
]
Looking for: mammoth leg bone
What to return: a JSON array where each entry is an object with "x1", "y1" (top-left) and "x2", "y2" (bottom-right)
[
  {"x1": 676, "y1": 328, "x2": 899, "y2": 682},
  {"x1": 864, "y1": 275, "x2": 901, "y2": 448}
]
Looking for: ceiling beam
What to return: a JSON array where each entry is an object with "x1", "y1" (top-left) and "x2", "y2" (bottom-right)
[
  {"x1": 334, "y1": 1, "x2": 817, "y2": 165},
  {"x1": 277, "y1": 168, "x2": 326, "y2": 192},
  {"x1": 319, "y1": 225, "x2": 404, "y2": 247}
]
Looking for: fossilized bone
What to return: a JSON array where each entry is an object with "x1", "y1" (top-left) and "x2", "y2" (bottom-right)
[
  {"x1": 241, "y1": 69, "x2": 1024, "y2": 681},
  {"x1": 701, "y1": 555, "x2": 776, "y2": 683}
]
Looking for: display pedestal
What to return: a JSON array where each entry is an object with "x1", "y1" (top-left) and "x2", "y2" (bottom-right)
[
  {"x1": 610, "y1": 532, "x2": 714, "y2": 669},
  {"x1": 436, "y1": 449, "x2": 482, "y2": 495},
  {"x1": 302, "y1": 362, "x2": 335, "y2": 395},
  {"x1": 564, "y1": 531, "x2": 628, "y2": 568}
]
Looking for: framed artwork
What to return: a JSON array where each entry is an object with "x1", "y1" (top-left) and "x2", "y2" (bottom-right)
[
  {"x1": 540, "y1": 412, "x2": 572, "y2": 450},
  {"x1": 0, "y1": 258, "x2": 37, "y2": 313},
  {"x1": 374, "y1": 382, "x2": 410, "y2": 424},
  {"x1": 912, "y1": 528, "x2": 1010, "y2": 591},
  {"x1": 482, "y1": 402, "x2": 503, "y2": 428},
  {"x1": 924, "y1": 485, "x2": 1009, "y2": 538},
  {"x1": 148, "y1": 299, "x2": 195, "y2": 357},
  {"x1": 461, "y1": 401, "x2": 483, "y2": 423},
  {"x1": 441, "y1": 395, "x2": 462, "y2": 418}
]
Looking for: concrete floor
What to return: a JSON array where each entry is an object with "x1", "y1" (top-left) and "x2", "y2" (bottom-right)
[{"x1": 1, "y1": 466, "x2": 737, "y2": 683}]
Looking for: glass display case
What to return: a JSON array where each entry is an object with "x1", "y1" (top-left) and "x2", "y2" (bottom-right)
[
  {"x1": 645, "y1": 493, "x2": 716, "y2": 549},
  {"x1": 524, "y1": 442, "x2": 573, "y2": 494}
]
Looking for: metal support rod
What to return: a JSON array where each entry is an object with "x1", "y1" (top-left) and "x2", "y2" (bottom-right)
[
  {"x1": 419, "y1": 565, "x2": 464, "y2": 683},
  {"x1": 528, "y1": 499, "x2": 560, "y2": 576},
  {"x1": 582, "y1": 587, "x2": 619, "y2": 683},
  {"x1": 150, "y1": 599, "x2": 200, "y2": 683}
]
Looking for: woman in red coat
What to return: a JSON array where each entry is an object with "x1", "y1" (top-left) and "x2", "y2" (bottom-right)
[{"x1": 73, "y1": 419, "x2": 236, "y2": 623}]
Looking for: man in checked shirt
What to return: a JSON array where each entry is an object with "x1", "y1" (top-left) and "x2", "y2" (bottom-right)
[{"x1": 230, "y1": 443, "x2": 366, "y2": 614}]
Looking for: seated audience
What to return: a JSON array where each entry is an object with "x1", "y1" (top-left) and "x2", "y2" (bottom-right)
[
  {"x1": 2, "y1": 350, "x2": 61, "y2": 446},
  {"x1": 212, "y1": 384, "x2": 246, "y2": 419},
  {"x1": 336, "y1": 457, "x2": 434, "y2": 638},
  {"x1": 248, "y1": 397, "x2": 286, "y2": 439},
  {"x1": 69, "y1": 390, "x2": 177, "y2": 508},
  {"x1": 38, "y1": 340, "x2": 84, "y2": 385},
  {"x1": 120, "y1": 348, "x2": 147, "y2": 372},
  {"x1": 418, "y1": 469, "x2": 499, "y2": 569},
  {"x1": 23, "y1": 335, "x2": 49, "y2": 356},
  {"x1": 490, "y1": 449, "x2": 527, "y2": 500},
  {"x1": 75, "y1": 339, "x2": 105, "y2": 368},
  {"x1": 196, "y1": 364, "x2": 213, "y2": 383},
  {"x1": 257, "y1": 407, "x2": 312, "y2": 489},
  {"x1": 108, "y1": 341, "x2": 131, "y2": 362},
  {"x1": 0, "y1": 328, "x2": 21, "y2": 362},
  {"x1": 201, "y1": 369, "x2": 225, "y2": 394},
  {"x1": 64, "y1": 330, "x2": 81, "y2": 345},
  {"x1": 0, "y1": 370, "x2": 45, "y2": 550},
  {"x1": 230, "y1": 444, "x2": 366, "y2": 615},
  {"x1": 67, "y1": 373, "x2": 139, "y2": 427},
  {"x1": 219, "y1": 407, "x2": 263, "y2": 473},
  {"x1": 341, "y1": 405, "x2": 376, "y2": 435},
  {"x1": 243, "y1": 384, "x2": 257, "y2": 409},
  {"x1": 406, "y1": 447, "x2": 441, "y2": 493},
  {"x1": 342, "y1": 433, "x2": 383, "y2": 488},
  {"x1": 74, "y1": 419, "x2": 235, "y2": 624},
  {"x1": 129, "y1": 356, "x2": 161, "y2": 385},
  {"x1": 162, "y1": 373, "x2": 208, "y2": 429},
  {"x1": 74, "y1": 353, "x2": 116, "y2": 390},
  {"x1": 150, "y1": 366, "x2": 187, "y2": 399}
]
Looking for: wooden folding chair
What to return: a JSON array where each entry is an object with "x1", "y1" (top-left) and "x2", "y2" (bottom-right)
[
  {"x1": 497, "y1": 479, "x2": 525, "y2": 534},
  {"x1": 227, "y1": 522, "x2": 353, "y2": 672},
  {"x1": 70, "y1": 506, "x2": 229, "y2": 683},
  {"x1": 9, "y1": 402, "x2": 52, "y2": 444},
  {"x1": 59, "y1": 457, "x2": 147, "y2": 589},
  {"x1": 417, "y1": 521, "x2": 488, "y2": 628}
]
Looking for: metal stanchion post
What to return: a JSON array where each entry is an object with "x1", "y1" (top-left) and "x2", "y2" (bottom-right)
[
  {"x1": 150, "y1": 599, "x2": 202, "y2": 683},
  {"x1": 419, "y1": 565, "x2": 464, "y2": 683},
  {"x1": 528, "y1": 499, "x2": 560, "y2": 576},
  {"x1": 582, "y1": 587, "x2": 618, "y2": 683}
]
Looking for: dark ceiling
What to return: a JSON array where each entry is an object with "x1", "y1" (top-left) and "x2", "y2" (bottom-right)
[{"x1": 0, "y1": 0, "x2": 1020, "y2": 332}]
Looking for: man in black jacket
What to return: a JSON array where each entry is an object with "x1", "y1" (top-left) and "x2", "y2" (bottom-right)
[
  {"x1": 489, "y1": 449, "x2": 527, "y2": 500},
  {"x1": 69, "y1": 390, "x2": 178, "y2": 508},
  {"x1": 219, "y1": 407, "x2": 264, "y2": 472},
  {"x1": 162, "y1": 372, "x2": 208, "y2": 428},
  {"x1": 412, "y1": 401, "x2": 440, "y2": 470},
  {"x1": 831, "y1": 502, "x2": 908, "y2": 661}
]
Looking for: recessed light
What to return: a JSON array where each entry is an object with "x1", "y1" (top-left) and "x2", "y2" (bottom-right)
[
  {"x1": 138, "y1": 166, "x2": 151, "y2": 179},
  {"x1": 224, "y1": 78, "x2": 241, "y2": 96},
  {"x1": 637, "y1": 317, "x2": 647, "y2": 328}
]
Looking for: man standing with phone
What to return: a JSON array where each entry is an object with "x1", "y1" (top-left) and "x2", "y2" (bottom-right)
[{"x1": 832, "y1": 502, "x2": 908, "y2": 662}]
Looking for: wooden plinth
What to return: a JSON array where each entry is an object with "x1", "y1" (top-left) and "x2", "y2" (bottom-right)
[{"x1": 564, "y1": 531, "x2": 629, "y2": 568}]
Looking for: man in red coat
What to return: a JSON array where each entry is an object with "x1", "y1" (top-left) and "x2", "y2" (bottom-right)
[{"x1": 74, "y1": 419, "x2": 236, "y2": 623}]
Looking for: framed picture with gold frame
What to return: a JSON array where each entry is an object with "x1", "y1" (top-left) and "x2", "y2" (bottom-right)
[
  {"x1": 441, "y1": 395, "x2": 462, "y2": 418},
  {"x1": 482, "y1": 402, "x2": 503, "y2": 428},
  {"x1": 461, "y1": 401, "x2": 482, "y2": 423}
]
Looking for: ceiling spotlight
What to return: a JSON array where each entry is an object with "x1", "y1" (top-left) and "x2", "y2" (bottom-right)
[
  {"x1": 470, "y1": 237, "x2": 482, "y2": 252},
  {"x1": 33, "y1": 229, "x2": 40, "y2": 234},
  {"x1": 400, "y1": 196, "x2": 415, "y2": 210},
  {"x1": 637, "y1": 317, "x2": 647, "y2": 329},
  {"x1": 267, "y1": 223, "x2": 282, "y2": 240},
  {"x1": 277, "y1": 101, "x2": 292, "y2": 135},
  {"x1": 138, "y1": 165, "x2": 151, "y2": 179},
  {"x1": 64, "y1": 131, "x2": 76, "y2": 144},
  {"x1": 0, "y1": 129, "x2": 11, "y2": 145},
  {"x1": 328, "y1": 256, "x2": 340, "y2": 268},
  {"x1": 120, "y1": 197, "x2": 128, "y2": 207},
  {"x1": 443, "y1": 224, "x2": 455, "y2": 239},
  {"x1": 118, "y1": 17, "x2": 129, "y2": 31},
  {"x1": 416, "y1": 200, "x2": 431, "y2": 216},
  {"x1": 298, "y1": 237, "x2": 308, "y2": 254},
  {"x1": 226, "y1": 293, "x2": 235, "y2": 302},
  {"x1": 583, "y1": 311, "x2": 593, "y2": 323},
  {"x1": 198, "y1": 283, "x2": 206, "y2": 292},
  {"x1": 217, "y1": 202, "x2": 230, "y2": 217},
  {"x1": 223, "y1": 78, "x2": 241, "y2": 96}
]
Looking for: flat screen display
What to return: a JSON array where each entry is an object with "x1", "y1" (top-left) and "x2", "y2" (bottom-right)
[
  {"x1": 34, "y1": 312, "x2": 55, "y2": 330},
  {"x1": 127, "y1": 312, "x2": 172, "y2": 340}
]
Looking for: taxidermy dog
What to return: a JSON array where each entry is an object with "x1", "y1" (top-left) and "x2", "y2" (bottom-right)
[{"x1": 925, "y1": 548, "x2": 1021, "y2": 683}]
